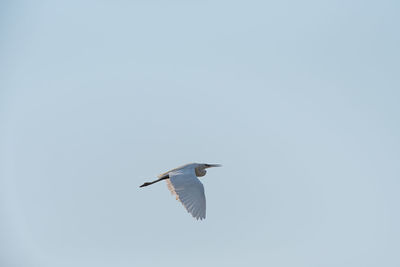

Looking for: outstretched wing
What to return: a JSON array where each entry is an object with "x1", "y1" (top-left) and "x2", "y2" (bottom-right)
[{"x1": 166, "y1": 169, "x2": 206, "y2": 220}]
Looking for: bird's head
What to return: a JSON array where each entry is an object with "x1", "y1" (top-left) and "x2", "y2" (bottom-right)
[{"x1": 195, "y1": 163, "x2": 222, "y2": 177}]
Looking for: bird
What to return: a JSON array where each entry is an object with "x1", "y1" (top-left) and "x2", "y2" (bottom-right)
[{"x1": 140, "y1": 163, "x2": 221, "y2": 220}]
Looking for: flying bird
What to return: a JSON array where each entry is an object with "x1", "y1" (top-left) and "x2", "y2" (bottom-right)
[{"x1": 140, "y1": 163, "x2": 221, "y2": 220}]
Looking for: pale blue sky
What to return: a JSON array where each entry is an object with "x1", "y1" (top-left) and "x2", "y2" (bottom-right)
[{"x1": 1, "y1": 0, "x2": 399, "y2": 266}]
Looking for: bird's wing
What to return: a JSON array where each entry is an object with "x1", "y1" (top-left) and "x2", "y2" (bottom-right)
[{"x1": 166, "y1": 169, "x2": 206, "y2": 220}]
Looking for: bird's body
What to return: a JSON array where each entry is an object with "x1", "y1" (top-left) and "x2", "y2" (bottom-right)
[{"x1": 140, "y1": 163, "x2": 221, "y2": 220}]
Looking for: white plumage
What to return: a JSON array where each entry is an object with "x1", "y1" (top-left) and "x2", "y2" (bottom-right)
[{"x1": 140, "y1": 163, "x2": 221, "y2": 220}]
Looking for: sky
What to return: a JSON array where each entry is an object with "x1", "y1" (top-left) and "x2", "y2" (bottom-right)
[{"x1": 1, "y1": 0, "x2": 399, "y2": 266}]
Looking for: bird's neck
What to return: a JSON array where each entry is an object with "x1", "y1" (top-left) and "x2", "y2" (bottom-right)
[{"x1": 195, "y1": 167, "x2": 206, "y2": 177}]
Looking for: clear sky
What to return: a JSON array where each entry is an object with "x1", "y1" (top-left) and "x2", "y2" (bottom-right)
[{"x1": 1, "y1": 0, "x2": 399, "y2": 266}]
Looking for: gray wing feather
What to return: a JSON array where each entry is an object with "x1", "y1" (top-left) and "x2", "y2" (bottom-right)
[{"x1": 166, "y1": 170, "x2": 206, "y2": 220}]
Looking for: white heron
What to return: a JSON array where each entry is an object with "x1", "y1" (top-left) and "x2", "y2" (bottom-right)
[{"x1": 140, "y1": 163, "x2": 221, "y2": 220}]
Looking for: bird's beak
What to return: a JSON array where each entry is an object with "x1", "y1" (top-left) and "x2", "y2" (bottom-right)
[{"x1": 205, "y1": 164, "x2": 222, "y2": 168}]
